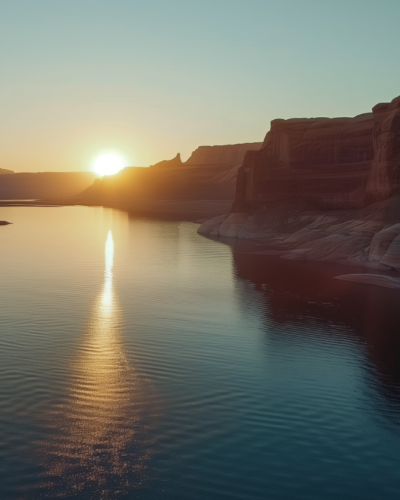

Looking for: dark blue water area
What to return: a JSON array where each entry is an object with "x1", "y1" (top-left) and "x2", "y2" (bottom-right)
[{"x1": 0, "y1": 207, "x2": 400, "y2": 499}]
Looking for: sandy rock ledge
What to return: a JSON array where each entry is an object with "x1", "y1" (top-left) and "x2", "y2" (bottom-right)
[{"x1": 198, "y1": 204, "x2": 400, "y2": 271}]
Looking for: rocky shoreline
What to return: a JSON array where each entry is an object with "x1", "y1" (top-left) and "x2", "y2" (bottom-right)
[
  {"x1": 199, "y1": 95, "x2": 400, "y2": 285},
  {"x1": 198, "y1": 195, "x2": 400, "y2": 274}
]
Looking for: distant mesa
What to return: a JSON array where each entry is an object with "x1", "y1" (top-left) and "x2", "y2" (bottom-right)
[
  {"x1": 0, "y1": 172, "x2": 97, "y2": 201},
  {"x1": 0, "y1": 168, "x2": 14, "y2": 175},
  {"x1": 75, "y1": 142, "x2": 262, "y2": 220}
]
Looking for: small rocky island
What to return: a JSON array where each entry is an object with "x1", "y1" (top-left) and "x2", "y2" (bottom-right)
[{"x1": 199, "y1": 95, "x2": 400, "y2": 275}]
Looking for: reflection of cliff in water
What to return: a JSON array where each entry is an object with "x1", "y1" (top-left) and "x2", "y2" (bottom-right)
[
  {"x1": 36, "y1": 232, "x2": 154, "y2": 499},
  {"x1": 232, "y1": 245, "x2": 400, "y2": 411}
]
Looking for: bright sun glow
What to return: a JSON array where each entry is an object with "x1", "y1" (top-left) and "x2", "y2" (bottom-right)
[{"x1": 93, "y1": 154, "x2": 125, "y2": 176}]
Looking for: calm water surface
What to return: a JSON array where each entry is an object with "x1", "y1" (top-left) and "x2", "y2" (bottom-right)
[{"x1": 0, "y1": 206, "x2": 400, "y2": 499}]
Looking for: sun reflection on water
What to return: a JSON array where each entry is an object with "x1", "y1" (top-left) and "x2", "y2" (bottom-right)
[{"x1": 37, "y1": 231, "x2": 152, "y2": 499}]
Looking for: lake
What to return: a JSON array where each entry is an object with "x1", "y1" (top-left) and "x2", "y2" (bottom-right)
[{"x1": 1, "y1": 206, "x2": 400, "y2": 499}]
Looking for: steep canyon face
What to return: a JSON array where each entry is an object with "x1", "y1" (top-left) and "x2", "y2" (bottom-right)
[
  {"x1": 234, "y1": 95, "x2": 400, "y2": 211},
  {"x1": 199, "y1": 96, "x2": 400, "y2": 276}
]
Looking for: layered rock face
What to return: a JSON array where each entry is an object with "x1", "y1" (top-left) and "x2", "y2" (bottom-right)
[
  {"x1": 365, "y1": 97, "x2": 400, "y2": 202},
  {"x1": 199, "y1": 96, "x2": 400, "y2": 276},
  {"x1": 186, "y1": 143, "x2": 261, "y2": 166},
  {"x1": 234, "y1": 96, "x2": 400, "y2": 212},
  {"x1": 199, "y1": 197, "x2": 400, "y2": 273}
]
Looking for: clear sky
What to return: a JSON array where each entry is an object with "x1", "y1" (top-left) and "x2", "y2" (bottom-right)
[{"x1": 1, "y1": 0, "x2": 400, "y2": 172}]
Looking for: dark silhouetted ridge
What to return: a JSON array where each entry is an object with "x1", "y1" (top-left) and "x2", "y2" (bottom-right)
[{"x1": 0, "y1": 172, "x2": 97, "y2": 200}]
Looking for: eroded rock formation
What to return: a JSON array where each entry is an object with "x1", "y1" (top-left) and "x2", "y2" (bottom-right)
[
  {"x1": 150, "y1": 153, "x2": 183, "y2": 168},
  {"x1": 365, "y1": 98, "x2": 400, "y2": 202},
  {"x1": 233, "y1": 96, "x2": 400, "y2": 212},
  {"x1": 186, "y1": 143, "x2": 261, "y2": 166},
  {"x1": 76, "y1": 143, "x2": 262, "y2": 219},
  {"x1": 199, "y1": 96, "x2": 400, "y2": 275}
]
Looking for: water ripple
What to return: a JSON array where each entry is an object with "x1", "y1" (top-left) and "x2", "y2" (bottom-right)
[{"x1": 0, "y1": 209, "x2": 400, "y2": 499}]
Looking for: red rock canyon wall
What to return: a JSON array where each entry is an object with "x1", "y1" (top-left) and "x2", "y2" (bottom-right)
[{"x1": 233, "y1": 96, "x2": 400, "y2": 211}]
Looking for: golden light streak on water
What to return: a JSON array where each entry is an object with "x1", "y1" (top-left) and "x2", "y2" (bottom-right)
[{"x1": 36, "y1": 231, "x2": 151, "y2": 499}]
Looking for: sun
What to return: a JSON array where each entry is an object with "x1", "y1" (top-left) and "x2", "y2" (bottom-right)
[{"x1": 93, "y1": 153, "x2": 125, "y2": 176}]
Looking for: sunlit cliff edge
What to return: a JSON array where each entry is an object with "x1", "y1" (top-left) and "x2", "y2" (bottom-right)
[
  {"x1": 74, "y1": 143, "x2": 262, "y2": 221},
  {"x1": 199, "y1": 95, "x2": 400, "y2": 275}
]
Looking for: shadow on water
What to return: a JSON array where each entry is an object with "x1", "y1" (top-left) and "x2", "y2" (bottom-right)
[
  {"x1": 32, "y1": 231, "x2": 155, "y2": 499},
  {"x1": 216, "y1": 237, "x2": 400, "y2": 423}
]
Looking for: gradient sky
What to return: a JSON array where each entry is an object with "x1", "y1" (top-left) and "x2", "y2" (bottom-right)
[{"x1": 1, "y1": 0, "x2": 400, "y2": 172}]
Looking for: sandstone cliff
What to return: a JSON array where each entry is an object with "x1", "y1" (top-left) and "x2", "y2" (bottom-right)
[
  {"x1": 232, "y1": 96, "x2": 400, "y2": 212},
  {"x1": 186, "y1": 143, "x2": 261, "y2": 166},
  {"x1": 75, "y1": 143, "x2": 262, "y2": 219},
  {"x1": 199, "y1": 96, "x2": 400, "y2": 278},
  {"x1": 150, "y1": 153, "x2": 183, "y2": 168}
]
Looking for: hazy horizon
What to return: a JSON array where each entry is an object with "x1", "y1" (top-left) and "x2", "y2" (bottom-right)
[{"x1": 1, "y1": 0, "x2": 400, "y2": 173}]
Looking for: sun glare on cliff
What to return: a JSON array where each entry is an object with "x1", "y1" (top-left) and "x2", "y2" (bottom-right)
[{"x1": 93, "y1": 154, "x2": 125, "y2": 176}]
